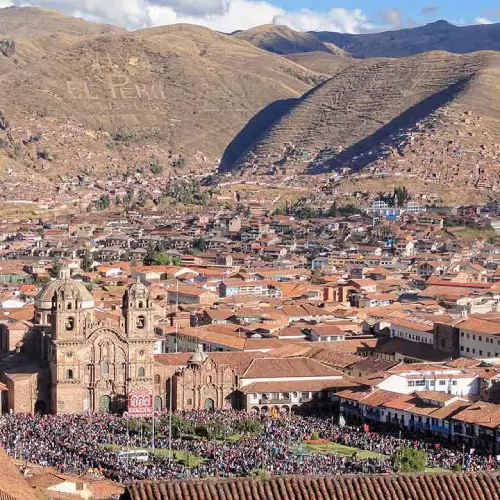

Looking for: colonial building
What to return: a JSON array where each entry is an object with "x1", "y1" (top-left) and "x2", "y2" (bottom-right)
[{"x1": 1, "y1": 270, "x2": 157, "y2": 414}]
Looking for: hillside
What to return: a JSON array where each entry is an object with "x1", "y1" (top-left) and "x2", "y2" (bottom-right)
[
  {"x1": 0, "y1": 16, "x2": 323, "y2": 184},
  {"x1": 284, "y1": 52, "x2": 358, "y2": 77},
  {"x1": 313, "y1": 20, "x2": 500, "y2": 58},
  {"x1": 222, "y1": 51, "x2": 500, "y2": 200},
  {"x1": 233, "y1": 24, "x2": 348, "y2": 56},
  {"x1": 0, "y1": 6, "x2": 124, "y2": 75}
]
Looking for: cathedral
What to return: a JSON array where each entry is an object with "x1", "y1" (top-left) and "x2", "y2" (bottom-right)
[
  {"x1": 0, "y1": 270, "x2": 244, "y2": 415},
  {"x1": 0, "y1": 270, "x2": 157, "y2": 414}
]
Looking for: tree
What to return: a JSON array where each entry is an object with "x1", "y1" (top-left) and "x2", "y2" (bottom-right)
[
  {"x1": 49, "y1": 259, "x2": 61, "y2": 278},
  {"x1": 394, "y1": 186, "x2": 410, "y2": 207},
  {"x1": 143, "y1": 243, "x2": 157, "y2": 266},
  {"x1": 193, "y1": 237, "x2": 207, "y2": 252},
  {"x1": 81, "y1": 251, "x2": 93, "y2": 273},
  {"x1": 392, "y1": 447, "x2": 427, "y2": 473}
]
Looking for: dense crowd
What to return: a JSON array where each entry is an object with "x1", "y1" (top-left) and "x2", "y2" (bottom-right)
[{"x1": 0, "y1": 410, "x2": 498, "y2": 482}]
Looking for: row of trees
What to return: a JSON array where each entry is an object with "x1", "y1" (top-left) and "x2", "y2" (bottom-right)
[{"x1": 157, "y1": 416, "x2": 262, "y2": 441}]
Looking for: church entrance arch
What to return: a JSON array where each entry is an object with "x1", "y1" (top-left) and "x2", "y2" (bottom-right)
[
  {"x1": 99, "y1": 395, "x2": 112, "y2": 412},
  {"x1": 204, "y1": 398, "x2": 215, "y2": 410},
  {"x1": 34, "y1": 400, "x2": 46, "y2": 414}
]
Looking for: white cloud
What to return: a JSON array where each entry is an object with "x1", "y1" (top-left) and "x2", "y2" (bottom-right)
[
  {"x1": 475, "y1": 17, "x2": 494, "y2": 25},
  {"x1": 0, "y1": 0, "x2": 14, "y2": 7},
  {"x1": 380, "y1": 8, "x2": 403, "y2": 29},
  {"x1": 273, "y1": 8, "x2": 374, "y2": 33},
  {"x1": 3, "y1": 0, "x2": 378, "y2": 34}
]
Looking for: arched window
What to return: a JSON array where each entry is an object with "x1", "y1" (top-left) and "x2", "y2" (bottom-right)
[
  {"x1": 207, "y1": 375, "x2": 213, "y2": 384},
  {"x1": 187, "y1": 398, "x2": 193, "y2": 406},
  {"x1": 138, "y1": 301, "x2": 144, "y2": 309},
  {"x1": 47, "y1": 313, "x2": 52, "y2": 324},
  {"x1": 138, "y1": 367, "x2": 145, "y2": 377},
  {"x1": 136, "y1": 316, "x2": 145, "y2": 329},
  {"x1": 66, "y1": 369, "x2": 74, "y2": 380},
  {"x1": 101, "y1": 361, "x2": 109, "y2": 376},
  {"x1": 67, "y1": 303, "x2": 72, "y2": 310},
  {"x1": 65, "y1": 317, "x2": 75, "y2": 331},
  {"x1": 155, "y1": 374, "x2": 160, "y2": 384}
]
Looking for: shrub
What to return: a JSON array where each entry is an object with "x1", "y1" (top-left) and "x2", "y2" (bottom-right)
[{"x1": 392, "y1": 448, "x2": 427, "y2": 473}]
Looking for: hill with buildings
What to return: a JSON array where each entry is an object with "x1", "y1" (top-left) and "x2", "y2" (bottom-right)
[{"x1": 221, "y1": 51, "x2": 500, "y2": 202}]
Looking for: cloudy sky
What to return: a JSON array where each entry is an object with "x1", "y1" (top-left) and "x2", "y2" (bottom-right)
[{"x1": 1, "y1": 0, "x2": 499, "y2": 32}]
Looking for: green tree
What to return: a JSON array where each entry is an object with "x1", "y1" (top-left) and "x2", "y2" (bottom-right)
[
  {"x1": 49, "y1": 259, "x2": 61, "y2": 278},
  {"x1": 394, "y1": 186, "x2": 410, "y2": 206},
  {"x1": 143, "y1": 242, "x2": 157, "y2": 266},
  {"x1": 193, "y1": 237, "x2": 207, "y2": 252},
  {"x1": 81, "y1": 251, "x2": 93, "y2": 273},
  {"x1": 392, "y1": 448, "x2": 427, "y2": 473}
]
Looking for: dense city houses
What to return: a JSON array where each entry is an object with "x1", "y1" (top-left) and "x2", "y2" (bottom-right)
[{"x1": 0, "y1": 200, "x2": 500, "y2": 437}]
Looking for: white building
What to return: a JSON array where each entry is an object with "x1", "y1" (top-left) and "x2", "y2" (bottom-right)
[{"x1": 390, "y1": 317, "x2": 434, "y2": 345}]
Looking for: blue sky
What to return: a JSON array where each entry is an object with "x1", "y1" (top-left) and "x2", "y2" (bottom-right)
[
  {"x1": 1, "y1": 0, "x2": 499, "y2": 31},
  {"x1": 272, "y1": 0, "x2": 500, "y2": 27},
  {"x1": 276, "y1": 1, "x2": 498, "y2": 25}
]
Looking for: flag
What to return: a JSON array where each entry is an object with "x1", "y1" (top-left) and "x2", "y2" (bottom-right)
[
  {"x1": 470, "y1": 448, "x2": 475, "y2": 455},
  {"x1": 363, "y1": 424, "x2": 370, "y2": 433},
  {"x1": 339, "y1": 414, "x2": 346, "y2": 427}
]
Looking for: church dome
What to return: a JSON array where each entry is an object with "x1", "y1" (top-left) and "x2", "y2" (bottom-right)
[{"x1": 35, "y1": 270, "x2": 94, "y2": 311}]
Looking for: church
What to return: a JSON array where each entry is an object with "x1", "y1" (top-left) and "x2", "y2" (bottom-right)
[
  {"x1": 0, "y1": 270, "x2": 157, "y2": 414},
  {"x1": 0, "y1": 271, "x2": 350, "y2": 415}
]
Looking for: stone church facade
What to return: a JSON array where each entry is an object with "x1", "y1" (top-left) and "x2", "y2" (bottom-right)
[
  {"x1": 0, "y1": 271, "x2": 244, "y2": 415},
  {"x1": 0, "y1": 270, "x2": 157, "y2": 414}
]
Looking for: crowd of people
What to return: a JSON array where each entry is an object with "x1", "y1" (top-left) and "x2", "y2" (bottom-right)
[{"x1": 0, "y1": 410, "x2": 498, "y2": 482}]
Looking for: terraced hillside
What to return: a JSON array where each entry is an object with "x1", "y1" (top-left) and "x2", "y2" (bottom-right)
[
  {"x1": 284, "y1": 52, "x2": 358, "y2": 77},
  {"x1": 222, "y1": 51, "x2": 500, "y2": 195},
  {"x1": 0, "y1": 14, "x2": 322, "y2": 182}
]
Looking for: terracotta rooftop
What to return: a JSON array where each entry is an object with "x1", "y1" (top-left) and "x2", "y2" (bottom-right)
[{"x1": 123, "y1": 473, "x2": 500, "y2": 500}]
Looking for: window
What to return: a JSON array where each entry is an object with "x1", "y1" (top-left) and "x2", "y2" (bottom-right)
[
  {"x1": 461, "y1": 332, "x2": 464, "y2": 337},
  {"x1": 467, "y1": 334, "x2": 470, "y2": 339},
  {"x1": 479, "y1": 336, "x2": 482, "y2": 341},
  {"x1": 466, "y1": 348, "x2": 470, "y2": 353},
  {"x1": 451, "y1": 380, "x2": 457, "y2": 386},
  {"x1": 439, "y1": 380, "x2": 446, "y2": 386},
  {"x1": 207, "y1": 376, "x2": 213, "y2": 384},
  {"x1": 408, "y1": 381, "x2": 415, "y2": 387},
  {"x1": 139, "y1": 301, "x2": 143, "y2": 309},
  {"x1": 136, "y1": 316, "x2": 145, "y2": 329},
  {"x1": 67, "y1": 302, "x2": 72, "y2": 310},
  {"x1": 473, "y1": 335, "x2": 476, "y2": 340},
  {"x1": 139, "y1": 350, "x2": 145, "y2": 356},
  {"x1": 155, "y1": 374, "x2": 160, "y2": 384},
  {"x1": 479, "y1": 350, "x2": 483, "y2": 356},
  {"x1": 415, "y1": 380, "x2": 425, "y2": 387},
  {"x1": 65, "y1": 317, "x2": 75, "y2": 331},
  {"x1": 472, "y1": 349, "x2": 476, "y2": 354},
  {"x1": 460, "y1": 346, "x2": 464, "y2": 351},
  {"x1": 187, "y1": 398, "x2": 192, "y2": 406},
  {"x1": 101, "y1": 361, "x2": 109, "y2": 375},
  {"x1": 138, "y1": 367, "x2": 145, "y2": 377},
  {"x1": 66, "y1": 369, "x2": 74, "y2": 380}
]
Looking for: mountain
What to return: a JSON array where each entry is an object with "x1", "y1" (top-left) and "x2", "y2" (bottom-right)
[
  {"x1": 222, "y1": 51, "x2": 500, "y2": 201},
  {"x1": 313, "y1": 21, "x2": 500, "y2": 58},
  {"x1": 0, "y1": 11, "x2": 323, "y2": 183},
  {"x1": 0, "y1": 6, "x2": 124, "y2": 75},
  {"x1": 284, "y1": 52, "x2": 358, "y2": 77},
  {"x1": 233, "y1": 24, "x2": 348, "y2": 56}
]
